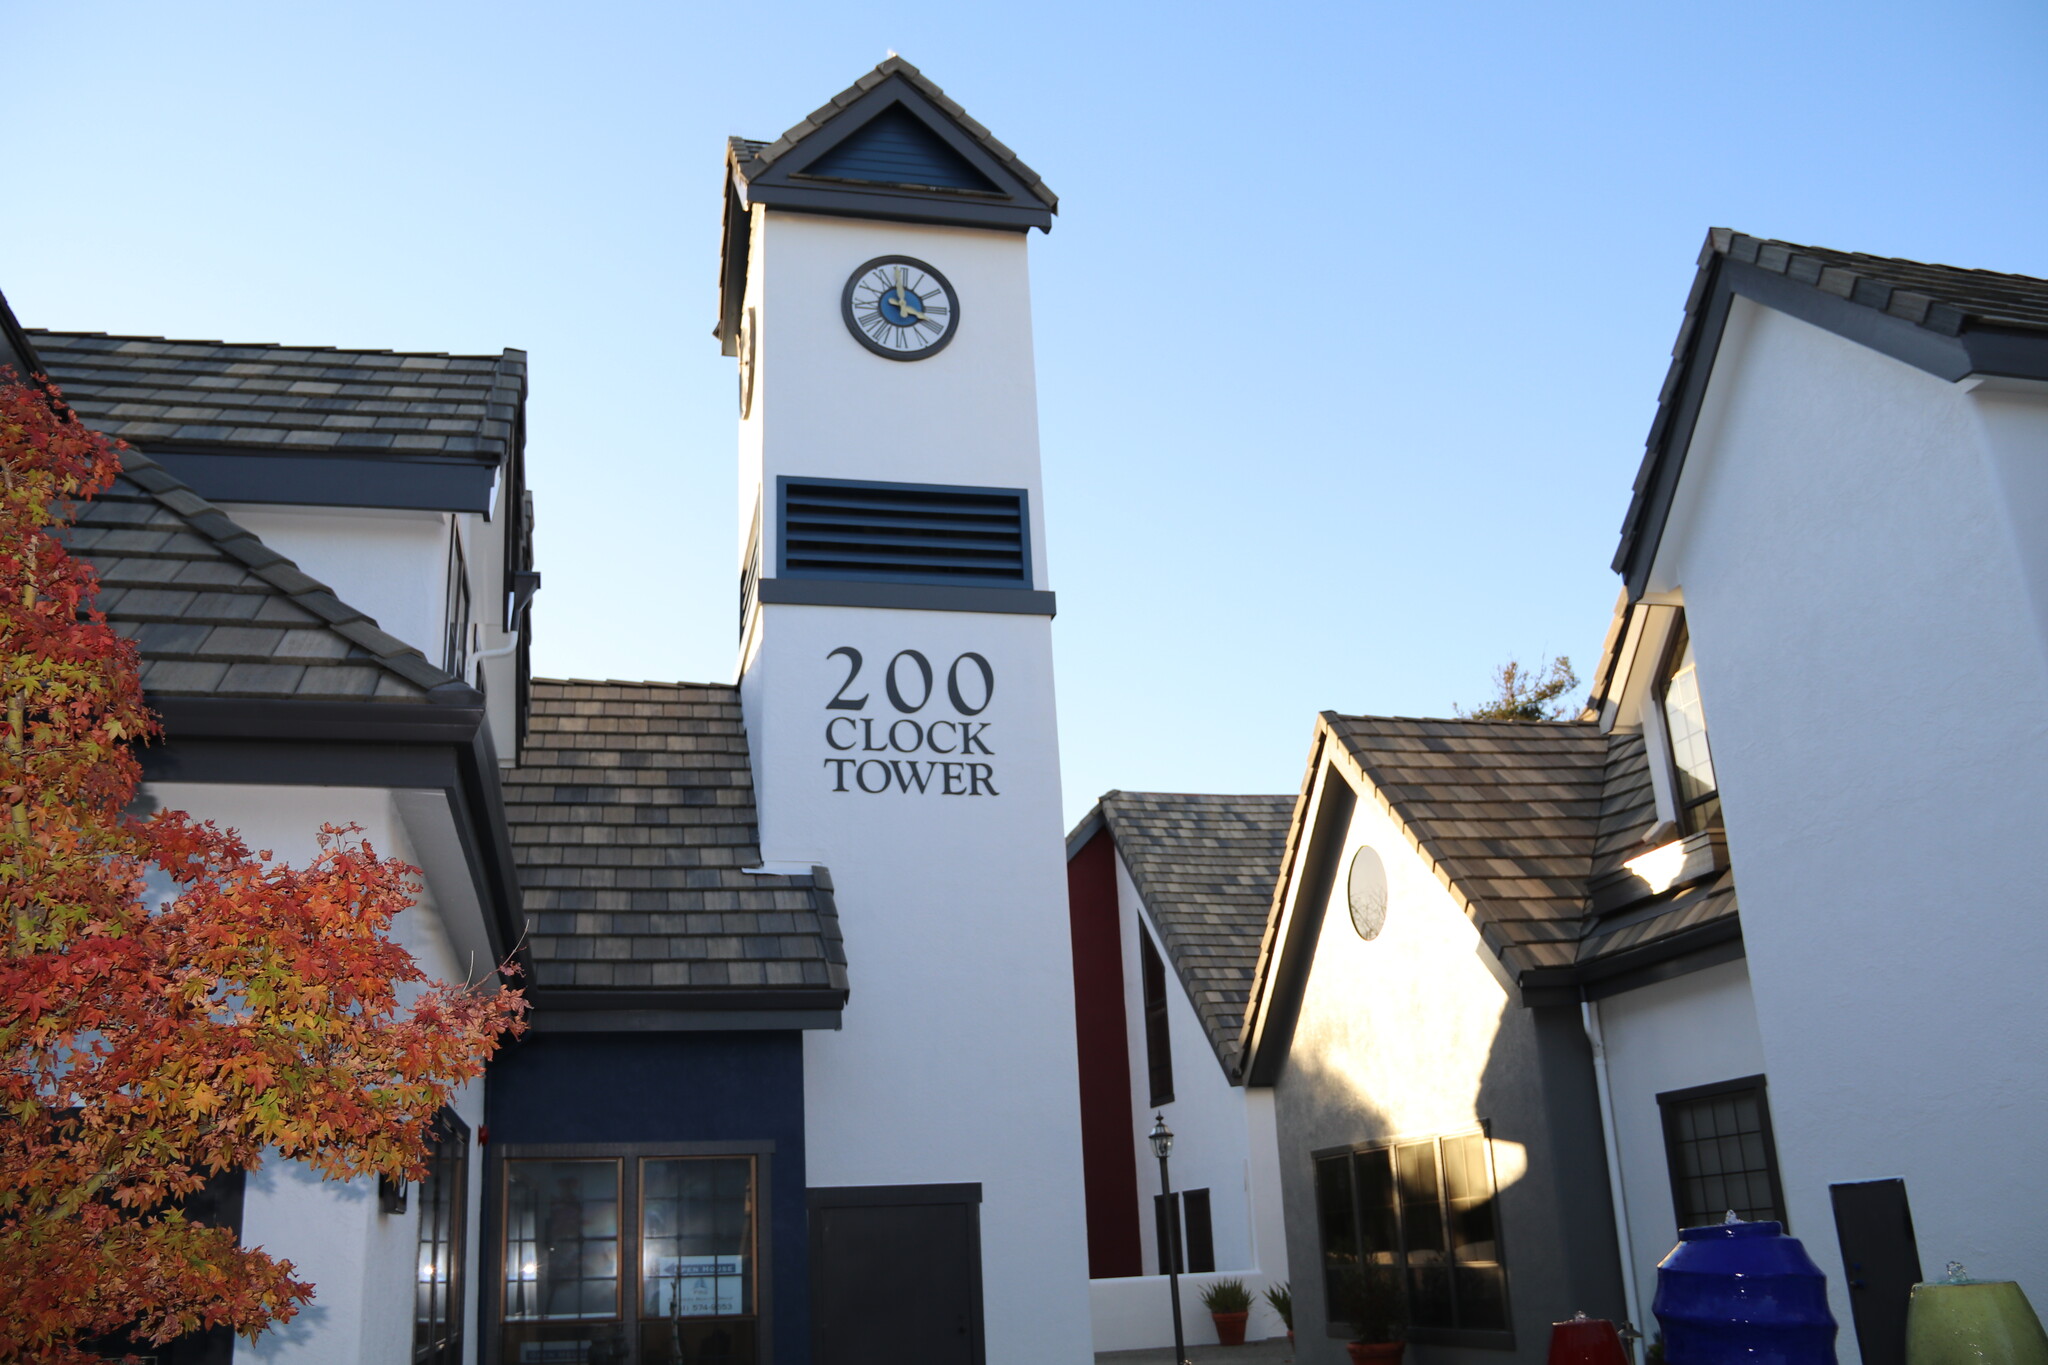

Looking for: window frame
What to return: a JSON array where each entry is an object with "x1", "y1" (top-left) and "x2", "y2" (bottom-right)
[
  {"x1": 1311, "y1": 1124, "x2": 1515, "y2": 1351},
  {"x1": 1149, "y1": 1188, "x2": 1215, "y2": 1276},
  {"x1": 442, "y1": 526, "x2": 473, "y2": 680},
  {"x1": 1656, "y1": 1074, "x2": 1787, "y2": 1232},
  {"x1": 1139, "y1": 923, "x2": 1174, "y2": 1107},
  {"x1": 1654, "y1": 618, "x2": 1723, "y2": 835},
  {"x1": 413, "y1": 1106, "x2": 471, "y2": 1365},
  {"x1": 485, "y1": 1139, "x2": 776, "y2": 1365}
]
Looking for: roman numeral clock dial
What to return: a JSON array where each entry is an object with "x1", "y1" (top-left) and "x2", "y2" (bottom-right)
[{"x1": 842, "y1": 256, "x2": 958, "y2": 361}]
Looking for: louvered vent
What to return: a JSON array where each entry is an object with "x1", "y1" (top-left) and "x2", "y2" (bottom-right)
[
  {"x1": 799, "y1": 106, "x2": 1001, "y2": 194},
  {"x1": 779, "y1": 478, "x2": 1029, "y2": 587}
]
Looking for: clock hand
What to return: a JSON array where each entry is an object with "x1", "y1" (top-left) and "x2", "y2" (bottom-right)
[{"x1": 887, "y1": 286, "x2": 931, "y2": 322}]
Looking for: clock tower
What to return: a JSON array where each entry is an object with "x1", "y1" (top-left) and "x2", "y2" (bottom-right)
[{"x1": 717, "y1": 59, "x2": 1092, "y2": 1364}]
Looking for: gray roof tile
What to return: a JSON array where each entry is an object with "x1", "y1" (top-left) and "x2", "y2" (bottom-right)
[
  {"x1": 53, "y1": 447, "x2": 464, "y2": 704},
  {"x1": 503, "y1": 680, "x2": 849, "y2": 1005},
  {"x1": 1095, "y1": 791, "x2": 1295, "y2": 1077},
  {"x1": 25, "y1": 330, "x2": 526, "y2": 465},
  {"x1": 1315, "y1": 715, "x2": 1692, "y2": 986}
]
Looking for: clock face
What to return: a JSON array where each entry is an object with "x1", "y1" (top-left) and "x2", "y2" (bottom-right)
[{"x1": 842, "y1": 256, "x2": 958, "y2": 361}]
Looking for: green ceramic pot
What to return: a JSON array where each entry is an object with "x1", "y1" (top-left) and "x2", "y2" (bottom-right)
[{"x1": 1906, "y1": 1276, "x2": 2048, "y2": 1365}]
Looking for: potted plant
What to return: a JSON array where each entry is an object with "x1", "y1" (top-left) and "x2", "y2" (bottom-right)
[
  {"x1": 1264, "y1": 1282, "x2": 1294, "y2": 1346},
  {"x1": 1199, "y1": 1278, "x2": 1255, "y2": 1346},
  {"x1": 1335, "y1": 1263, "x2": 1408, "y2": 1365}
]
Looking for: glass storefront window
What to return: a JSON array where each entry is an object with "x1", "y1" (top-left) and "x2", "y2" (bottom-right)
[
  {"x1": 503, "y1": 1159, "x2": 627, "y2": 1364},
  {"x1": 638, "y1": 1157, "x2": 757, "y2": 1365},
  {"x1": 498, "y1": 1151, "x2": 760, "y2": 1365}
]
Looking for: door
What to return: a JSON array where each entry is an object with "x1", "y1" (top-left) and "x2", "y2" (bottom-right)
[
  {"x1": 809, "y1": 1184, "x2": 984, "y2": 1365},
  {"x1": 1831, "y1": 1179, "x2": 1923, "y2": 1365}
]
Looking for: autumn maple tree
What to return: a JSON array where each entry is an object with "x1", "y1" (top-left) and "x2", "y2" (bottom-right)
[{"x1": 0, "y1": 372, "x2": 526, "y2": 1362}]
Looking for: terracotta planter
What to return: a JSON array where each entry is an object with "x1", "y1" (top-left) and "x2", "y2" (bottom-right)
[
  {"x1": 1212, "y1": 1310, "x2": 1249, "y2": 1346},
  {"x1": 1346, "y1": 1343, "x2": 1404, "y2": 1365}
]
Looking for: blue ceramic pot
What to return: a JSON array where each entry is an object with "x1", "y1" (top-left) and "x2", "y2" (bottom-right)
[{"x1": 1654, "y1": 1220, "x2": 1838, "y2": 1365}]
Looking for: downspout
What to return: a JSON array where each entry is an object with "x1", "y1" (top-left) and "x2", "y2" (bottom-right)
[{"x1": 1583, "y1": 996, "x2": 1645, "y2": 1353}]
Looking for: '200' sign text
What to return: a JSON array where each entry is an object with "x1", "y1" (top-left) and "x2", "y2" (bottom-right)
[{"x1": 821, "y1": 647, "x2": 1000, "y2": 796}]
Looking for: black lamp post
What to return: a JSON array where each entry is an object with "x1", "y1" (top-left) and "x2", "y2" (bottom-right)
[{"x1": 1150, "y1": 1113, "x2": 1190, "y2": 1365}]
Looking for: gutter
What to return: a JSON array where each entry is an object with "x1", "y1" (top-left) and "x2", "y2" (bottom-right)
[{"x1": 1582, "y1": 998, "x2": 1645, "y2": 1354}]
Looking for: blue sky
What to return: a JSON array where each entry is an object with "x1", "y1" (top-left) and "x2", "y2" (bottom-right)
[{"x1": 7, "y1": 0, "x2": 2045, "y2": 825}]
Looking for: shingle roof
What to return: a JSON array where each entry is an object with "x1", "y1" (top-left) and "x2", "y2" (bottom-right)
[
  {"x1": 1706, "y1": 231, "x2": 2048, "y2": 336},
  {"x1": 25, "y1": 330, "x2": 525, "y2": 463},
  {"x1": 1323, "y1": 716, "x2": 1668, "y2": 980},
  {"x1": 503, "y1": 680, "x2": 849, "y2": 1001},
  {"x1": 61, "y1": 446, "x2": 460, "y2": 703},
  {"x1": 1099, "y1": 791, "x2": 1295, "y2": 1076},
  {"x1": 731, "y1": 55, "x2": 1057, "y2": 210}
]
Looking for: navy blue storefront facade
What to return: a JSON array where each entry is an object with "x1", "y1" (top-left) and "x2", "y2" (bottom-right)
[{"x1": 484, "y1": 1032, "x2": 812, "y2": 1365}]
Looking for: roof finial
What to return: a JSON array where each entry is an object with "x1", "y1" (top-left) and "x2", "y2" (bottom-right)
[{"x1": 886, "y1": 49, "x2": 898, "y2": 58}]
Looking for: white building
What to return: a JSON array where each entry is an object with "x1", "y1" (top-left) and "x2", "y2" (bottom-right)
[
  {"x1": 1233, "y1": 230, "x2": 2048, "y2": 1365},
  {"x1": 1065, "y1": 792, "x2": 1294, "y2": 1349},
  {"x1": 3, "y1": 305, "x2": 535, "y2": 1365},
  {"x1": 3, "y1": 55, "x2": 1096, "y2": 1365}
]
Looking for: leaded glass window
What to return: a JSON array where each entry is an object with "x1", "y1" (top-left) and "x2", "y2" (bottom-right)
[
  {"x1": 413, "y1": 1108, "x2": 469, "y2": 1365},
  {"x1": 1659, "y1": 1076, "x2": 1786, "y2": 1230}
]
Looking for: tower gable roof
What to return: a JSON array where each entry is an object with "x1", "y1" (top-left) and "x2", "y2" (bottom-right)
[
  {"x1": 734, "y1": 56, "x2": 1055, "y2": 223},
  {"x1": 717, "y1": 57, "x2": 1056, "y2": 349}
]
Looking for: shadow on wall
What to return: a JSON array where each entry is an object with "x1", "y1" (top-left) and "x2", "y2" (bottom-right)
[{"x1": 1277, "y1": 991, "x2": 1626, "y2": 1365}]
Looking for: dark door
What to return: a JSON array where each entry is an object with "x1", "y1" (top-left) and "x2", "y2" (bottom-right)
[
  {"x1": 810, "y1": 1184, "x2": 984, "y2": 1365},
  {"x1": 1831, "y1": 1179, "x2": 1923, "y2": 1365}
]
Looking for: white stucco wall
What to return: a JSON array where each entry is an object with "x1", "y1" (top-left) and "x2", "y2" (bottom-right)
[
  {"x1": 221, "y1": 504, "x2": 452, "y2": 663},
  {"x1": 1648, "y1": 298, "x2": 2048, "y2": 1320},
  {"x1": 1592, "y1": 959, "x2": 1767, "y2": 1327},
  {"x1": 143, "y1": 783, "x2": 488, "y2": 1365},
  {"x1": 741, "y1": 210, "x2": 1051, "y2": 593},
  {"x1": 742, "y1": 203, "x2": 1090, "y2": 1364},
  {"x1": 1119, "y1": 856, "x2": 1257, "y2": 1277}
]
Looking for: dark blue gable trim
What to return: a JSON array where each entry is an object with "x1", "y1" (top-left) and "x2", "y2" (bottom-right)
[{"x1": 152, "y1": 448, "x2": 497, "y2": 513}]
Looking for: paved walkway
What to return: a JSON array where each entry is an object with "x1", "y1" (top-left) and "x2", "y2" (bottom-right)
[{"x1": 1097, "y1": 1338, "x2": 1294, "y2": 1365}]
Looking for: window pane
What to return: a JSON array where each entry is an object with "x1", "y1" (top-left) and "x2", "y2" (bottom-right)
[
  {"x1": 1661, "y1": 632, "x2": 1720, "y2": 827},
  {"x1": 1353, "y1": 1148, "x2": 1398, "y2": 1257},
  {"x1": 1395, "y1": 1142, "x2": 1445, "y2": 1256},
  {"x1": 641, "y1": 1158, "x2": 755, "y2": 1320},
  {"x1": 1441, "y1": 1133, "x2": 1500, "y2": 1265},
  {"x1": 504, "y1": 1159, "x2": 621, "y2": 1322},
  {"x1": 1409, "y1": 1265, "x2": 1455, "y2": 1330},
  {"x1": 413, "y1": 1111, "x2": 468, "y2": 1364},
  {"x1": 1664, "y1": 1083, "x2": 1784, "y2": 1227},
  {"x1": 1316, "y1": 1155, "x2": 1358, "y2": 1317},
  {"x1": 1456, "y1": 1266, "x2": 1511, "y2": 1331}
]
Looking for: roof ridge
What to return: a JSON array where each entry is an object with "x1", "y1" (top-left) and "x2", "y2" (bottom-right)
[
  {"x1": 28, "y1": 327, "x2": 522, "y2": 364},
  {"x1": 532, "y1": 677, "x2": 738, "y2": 691},
  {"x1": 1333, "y1": 711, "x2": 1603, "y2": 731},
  {"x1": 1717, "y1": 231, "x2": 2048, "y2": 294},
  {"x1": 107, "y1": 445, "x2": 465, "y2": 699},
  {"x1": 1105, "y1": 788, "x2": 1295, "y2": 802}
]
